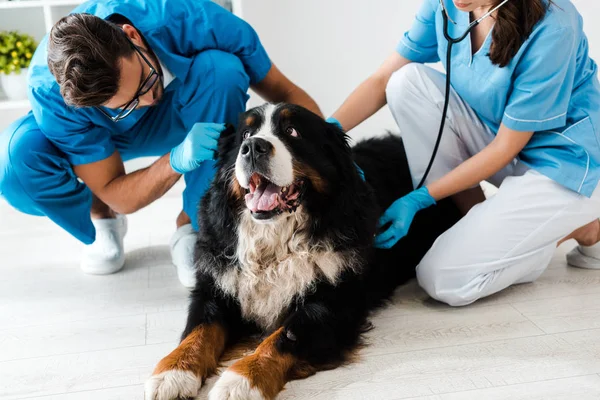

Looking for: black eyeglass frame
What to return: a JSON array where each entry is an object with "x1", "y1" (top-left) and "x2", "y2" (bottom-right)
[{"x1": 96, "y1": 36, "x2": 163, "y2": 122}]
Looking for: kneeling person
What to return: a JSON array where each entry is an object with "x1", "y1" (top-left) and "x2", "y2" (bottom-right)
[{"x1": 0, "y1": 0, "x2": 321, "y2": 286}]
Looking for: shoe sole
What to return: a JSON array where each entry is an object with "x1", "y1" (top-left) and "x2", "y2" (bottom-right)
[
  {"x1": 566, "y1": 247, "x2": 600, "y2": 270},
  {"x1": 81, "y1": 255, "x2": 126, "y2": 275}
]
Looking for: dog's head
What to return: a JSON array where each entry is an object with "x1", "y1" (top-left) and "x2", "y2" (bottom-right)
[{"x1": 217, "y1": 103, "x2": 362, "y2": 223}]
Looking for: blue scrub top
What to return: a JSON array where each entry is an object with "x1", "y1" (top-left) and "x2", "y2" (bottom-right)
[
  {"x1": 397, "y1": 0, "x2": 600, "y2": 197},
  {"x1": 27, "y1": 0, "x2": 272, "y2": 166}
]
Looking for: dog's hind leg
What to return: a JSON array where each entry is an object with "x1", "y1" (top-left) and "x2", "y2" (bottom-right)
[{"x1": 145, "y1": 274, "x2": 241, "y2": 400}]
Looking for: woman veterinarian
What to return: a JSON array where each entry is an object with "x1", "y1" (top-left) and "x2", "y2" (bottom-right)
[{"x1": 328, "y1": 0, "x2": 600, "y2": 306}]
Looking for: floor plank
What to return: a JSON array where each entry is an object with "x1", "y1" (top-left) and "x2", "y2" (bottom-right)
[
  {"x1": 400, "y1": 375, "x2": 600, "y2": 400},
  {"x1": 0, "y1": 314, "x2": 146, "y2": 362},
  {"x1": 20, "y1": 385, "x2": 145, "y2": 400},
  {"x1": 512, "y1": 292, "x2": 600, "y2": 334},
  {"x1": 0, "y1": 343, "x2": 175, "y2": 399}
]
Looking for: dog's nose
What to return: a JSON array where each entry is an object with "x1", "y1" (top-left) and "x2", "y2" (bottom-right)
[{"x1": 241, "y1": 137, "x2": 273, "y2": 159}]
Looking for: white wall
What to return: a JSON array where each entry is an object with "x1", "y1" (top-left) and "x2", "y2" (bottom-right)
[{"x1": 242, "y1": 0, "x2": 600, "y2": 142}]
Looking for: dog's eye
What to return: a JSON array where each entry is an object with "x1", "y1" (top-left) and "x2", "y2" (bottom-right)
[
  {"x1": 286, "y1": 127, "x2": 299, "y2": 137},
  {"x1": 242, "y1": 130, "x2": 251, "y2": 140}
]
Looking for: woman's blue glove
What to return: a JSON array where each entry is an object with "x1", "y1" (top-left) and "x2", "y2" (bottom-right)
[
  {"x1": 325, "y1": 117, "x2": 365, "y2": 181},
  {"x1": 170, "y1": 122, "x2": 226, "y2": 174},
  {"x1": 374, "y1": 187, "x2": 436, "y2": 249}
]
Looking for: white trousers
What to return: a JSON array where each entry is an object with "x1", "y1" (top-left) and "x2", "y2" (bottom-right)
[{"x1": 386, "y1": 63, "x2": 600, "y2": 307}]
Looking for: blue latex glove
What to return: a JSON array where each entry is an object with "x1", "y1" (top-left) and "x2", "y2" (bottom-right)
[
  {"x1": 170, "y1": 122, "x2": 226, "y2": 174},
  {"x1": 326, "y1": 117, "x2": 366, "y2": 181},
  {"x1": 326, "y1": 116, "x2": 344, "y2": 131},
  {"x1": 374, "y1": 187, "x2": 436, "y2": 249}
]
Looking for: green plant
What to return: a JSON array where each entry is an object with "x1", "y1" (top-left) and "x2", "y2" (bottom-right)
[{"x1": 0, "y1": 31, "x2": 37, "y2": 75}]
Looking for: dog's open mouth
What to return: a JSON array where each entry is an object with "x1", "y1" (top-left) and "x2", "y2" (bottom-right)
[{"x1": 244, "y1": 173, "x2": 304, "y2": 217}]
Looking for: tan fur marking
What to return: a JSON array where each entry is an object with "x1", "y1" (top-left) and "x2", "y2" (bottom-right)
[
  {"x1": 293, "y1": 162, "x2": 327, "y2": 193},
  {"x1": 245, "y1": 115, "x2": 256, "y2": 126},
  {"x1": 279, "y1": 107, "x2": 293, "y2": 119},
  {"x1": 229, "y1": 177, "x2": 246, "y2": 202},
  {"x1": 153, "y1": 324, "x2": 226, "y2": 379},
  {"x1": 228, "y1": 328, "x2": 295, "y2": 400}
]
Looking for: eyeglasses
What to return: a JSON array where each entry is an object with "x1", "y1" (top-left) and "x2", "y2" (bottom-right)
[{"x1": 96, "y1": 36, "x2": 162, "y2": 122}]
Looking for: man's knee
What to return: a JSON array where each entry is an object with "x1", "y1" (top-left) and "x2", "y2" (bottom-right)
[
  {"x1": 0, "y1": 115, "x2": 58, "y2": 214},
  {"x1": 210, "y1": 50, "x2": 251, "y2": 98},
  {"x1": 184, "y1": 50, "x2": 250, "y2": 126}
]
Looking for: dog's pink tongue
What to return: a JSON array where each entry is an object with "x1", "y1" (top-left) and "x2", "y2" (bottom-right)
[{"x1": 245, "y1": 183, "x2": 280, "y2": 212}]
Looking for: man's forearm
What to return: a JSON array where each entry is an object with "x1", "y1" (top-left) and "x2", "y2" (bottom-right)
[{"x1": 103, "y1": 154, "x2": 182, "y2": 214}]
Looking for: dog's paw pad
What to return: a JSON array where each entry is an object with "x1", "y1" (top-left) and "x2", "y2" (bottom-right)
[
  {"x1": 208, "y1": 370, "x2": 266, "y2": 400},
  {"x1": 144, "y1": 369, "x2": 201, "y2": 400}
]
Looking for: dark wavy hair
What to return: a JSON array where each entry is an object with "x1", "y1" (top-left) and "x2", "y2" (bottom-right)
[
  {"x1": 48, "y1": 13, "x2": 134, "y2": 107},
  {"x1": 490, "y1": 0, "x2": 554, "y2": 67}
]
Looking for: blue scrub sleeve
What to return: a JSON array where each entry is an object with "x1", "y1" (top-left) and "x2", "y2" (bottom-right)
[
  {"x1": 29, "y1": 86, "x2": 115, "y2": 166},
  {"x1": 173, "y1": 0, "x2": 272, "y2": 85},
  {"x1": 396, "y1": 0, "x2": 440, "y2": 64},
  {"x1": 502, "y1": 27, "x2": 577, "y2": 132}
]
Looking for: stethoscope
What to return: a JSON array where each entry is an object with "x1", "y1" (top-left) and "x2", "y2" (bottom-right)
[{"x1": 416, "y1": 0, "x2": 511, "y2": 189}]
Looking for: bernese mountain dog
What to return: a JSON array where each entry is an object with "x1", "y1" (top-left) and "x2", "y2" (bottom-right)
[{"x1": 145, "y1": 103, "x2": 461, "y2": 400}]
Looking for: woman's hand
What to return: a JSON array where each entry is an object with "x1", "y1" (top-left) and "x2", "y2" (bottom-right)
[
  {"x1": 374, "y1": 124, "x2": 533, "y2": 249},
  {"x1": 374, "y1": 187, "x2": 436, "y2": 249}
]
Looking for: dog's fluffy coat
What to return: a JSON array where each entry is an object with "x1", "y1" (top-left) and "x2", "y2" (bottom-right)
[{"x1": 146, "y1": 104, "x2": 461, "y2": 400}]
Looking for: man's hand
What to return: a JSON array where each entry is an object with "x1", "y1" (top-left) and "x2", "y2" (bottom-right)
[
  {"x1": 73, "y1": 122, "x2": 227, "y2": 215},
  {"x1": 169, "y1": 123, "x2": 226, "y2": 174}
]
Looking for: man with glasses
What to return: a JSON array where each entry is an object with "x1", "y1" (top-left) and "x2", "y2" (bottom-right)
[{"x1": 0, "y1": 0, "x2": 321, "y2": 287}]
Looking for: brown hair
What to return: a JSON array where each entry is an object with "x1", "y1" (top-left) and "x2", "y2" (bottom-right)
[
  {"x1": 490, "y1": 0, "x2": 553, "y2": 67},
  {"x1": 47, "y1": 13, "x2": 134, "y2": 107}
]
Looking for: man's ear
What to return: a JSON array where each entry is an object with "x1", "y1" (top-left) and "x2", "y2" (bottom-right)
[{"x1": 121, "y1": 24, "x2": 142, "y2": 46}]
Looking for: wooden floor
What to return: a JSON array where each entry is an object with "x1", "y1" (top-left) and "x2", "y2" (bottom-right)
[{"x1": 2, "y1": 182, "x2": 600, "y2": 400}]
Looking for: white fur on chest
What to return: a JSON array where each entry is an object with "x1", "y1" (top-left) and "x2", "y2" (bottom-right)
[{"x1": 216, "y1": 210, "x2": 355, "y2": 331}]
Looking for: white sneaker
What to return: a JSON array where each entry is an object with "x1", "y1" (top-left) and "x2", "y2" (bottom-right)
[
  {"x1": 566, "y1": 242, "x2": 600, "y2": 270},
  {"x1": 170, "y1": 224, "x2": 197, "y2": 288},
  {"x1": 81, "y1": 214, "x2": 128, "y2": 275}
]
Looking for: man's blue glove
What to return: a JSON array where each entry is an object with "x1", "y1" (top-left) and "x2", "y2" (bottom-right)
[
  {"x1": 325, "y1": 117, "x2": 366, "y2": 181},
  {"x1": 170, "y1": 122, "x2": 226, "y2": 174},
  {"x1": 374, "y1": 187, "x2": 436, "y2": 249}
]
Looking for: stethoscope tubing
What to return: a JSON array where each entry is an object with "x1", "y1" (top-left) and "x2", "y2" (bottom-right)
[{"x1": 416, "y1": 0, "x2": 511, "y2": 189}]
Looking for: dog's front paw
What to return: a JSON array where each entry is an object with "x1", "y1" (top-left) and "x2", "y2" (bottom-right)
[
  {"x1": 144, "y1": 369, "x2": 202, "y2": 400},
  {"x1": 208, "y1": 370, "x2": 267, "y2": 400}
]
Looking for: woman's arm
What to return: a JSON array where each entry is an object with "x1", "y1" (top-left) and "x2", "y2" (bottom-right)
[
  {"x1": 374, "y1": 123, "x2": 533, "y2": 248},
  {"x1": 427, "y1": 123, "x2": 534, "y2": 201},
  {"x1": 331, "y1": 52, "x2": 412, "y2": 131}
]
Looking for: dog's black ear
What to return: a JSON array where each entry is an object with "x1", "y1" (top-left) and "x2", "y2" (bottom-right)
[
  {"x1": 216, "y1": 123, "x2": 238, "y2": 159},
  {"x1": 323, "y1": 119, "x2": 352, "y2": 154}
]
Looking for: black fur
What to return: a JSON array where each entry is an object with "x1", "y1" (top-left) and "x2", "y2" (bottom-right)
[{"x1": 184, "y1": 104, "x2": 461, "y2": 375}]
